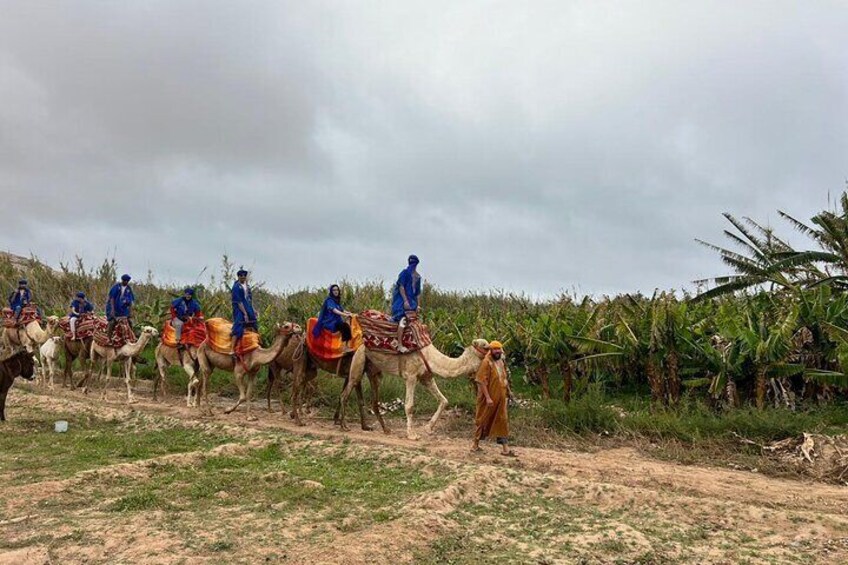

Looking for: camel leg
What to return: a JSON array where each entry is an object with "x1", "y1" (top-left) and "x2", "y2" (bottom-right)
[
  {"x1": 266, "y1": 365, "x2": 277, "y2": 413},
  {"x1": 355, "y1": 382, "x2": 372, "y2": 431},
  {"x1": 338, "y1": 376, "x2": 355, "y2": 432},
  {"x1": 339, "y1": 348, "x2": 367, "y2": 432},
  {"x1": 245, "y1": 372, "x2": 257, "y2": 421},
  {"x1": 224, "y1": 370, "x2": 247, "y2": 415},
  {"x1": 154, "y1": 352, "x2": 167, "y2": 402},
  {"x1": 184, "y1": 361, "x2": 198, "y2": 408},
  {"x1": 47, "y1": 358, "x2": 56, "y2": 390},
  {"x1": 421, "y1": 376, "x2": 449, "y2": 435},
  {"x1": 292, "y1": 366, "x2": 314, "y2": 427},
  {"x1": 333, "y1": 375, "x2": 348, "y2": 426},
  {"x1": 403, "y1": 374, "x2": 420, "y2": 441},
  {"x1": 124, "y1": 358, "x2": 136, "y2": 404},
  {"x1": 368, "y1": 373, "x2": 390, "y2": 434}
]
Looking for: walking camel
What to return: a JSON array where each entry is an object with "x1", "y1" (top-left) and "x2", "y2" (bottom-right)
[
  {"x1": 196, "y1": 323, "x2": 299, "y2": 420},
  {"x1": 341, "y1": 338, "x2": 490, "y2": 440},
  {"x1": 78, "y1": 326, "x2": 159, "y2": 403}
]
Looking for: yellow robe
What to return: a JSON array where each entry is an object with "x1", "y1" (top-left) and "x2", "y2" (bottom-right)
[{"x1": 474, "y1": 355, "x2": 509, "y2": 441}]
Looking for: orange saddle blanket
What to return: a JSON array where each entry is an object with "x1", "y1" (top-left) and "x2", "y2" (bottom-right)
[
  {"x1": 205, "y1": 317, "x2": 260, "y2": 355},
  {"x1": 161, "y1": 318, "x2": 208, "y2": 348},
  {"x1": 306, "y1": 316, "x2": 363, "y2": 362}
]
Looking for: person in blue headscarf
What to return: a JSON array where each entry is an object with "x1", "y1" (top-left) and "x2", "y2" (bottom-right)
[
  {"x1": 171, "y1": 287, "x2": 202, "y2": 349},
  {"x1": 313, "y1": 284, "x2": 354, "y2": 350},
  {"x1": 230, "y1": 269, "x2": 257, "y2": 355},
  {"x1": 391, "y1": 255, "x2": 422, "y2": 352},
  {"x1": 106, "y1": 274, "x2": 134, "y2": 337},
  {"x1": 8, "y1": 279, "x2": 32, "y2": 322},
  {"x1": 68, "y1": 291, "x2": 93, "y2": 340}
]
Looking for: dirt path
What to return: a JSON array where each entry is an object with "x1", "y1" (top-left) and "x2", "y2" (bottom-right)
[{"x1": 4, "y1": 383, "x2": 848, "y2": 564}]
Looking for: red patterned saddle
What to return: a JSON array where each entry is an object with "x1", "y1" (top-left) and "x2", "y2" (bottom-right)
[
  {"x1": 93, "y1": 317, "x2": 136, "y2": 348},
  {"x1": 58, "y1": 314, "x2": 99, "y2": 341},
  {"x1": 358, "y1": 309, "x2": 432, "y2": 353},
  {"x1": 2, "y1": 305, "x2": 40, "y2": 328}
]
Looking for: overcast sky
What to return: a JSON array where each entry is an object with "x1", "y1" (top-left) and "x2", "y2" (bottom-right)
[{"x1": 1, "y1": 1, "x2": 845, "y2": 297}]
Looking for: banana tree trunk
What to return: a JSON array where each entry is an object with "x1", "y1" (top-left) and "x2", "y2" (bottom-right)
[
  {"x1": 539, "y1": 366, "x2": 550, "y2": 399},
  {"x1": 755, "y1": 365, "x2": 768, "y2": 410},
  {"x1": 666, "y1": 349, "x2": 680, "y2": 405},
  {"x1": 560, "y1": 360, "x2": 573, "y2": 403},
  {"x1": 646, "y1": 359, "x2": 665, "y2": 404}
]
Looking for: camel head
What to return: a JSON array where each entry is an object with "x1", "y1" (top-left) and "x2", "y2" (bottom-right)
[
  {"x1": 277, "y1": 322, "x2": 303, "y2": 336},
  {"x1": 140, "y1": 326, "x2": 159, "y2": 337},
  {"x1": 45, "y1": 316, "x2": 60, "y2": 331},
  {"x1": 471, "y1": 339, "x2": 490, "y2": 359}
]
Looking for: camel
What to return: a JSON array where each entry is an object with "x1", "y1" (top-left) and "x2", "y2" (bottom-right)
[
  {"x1": 196, "y1": 323, "x2": 298, "y2": 420},
  {"x1": 38, "y1": 336, "x2": 63, "y2": 388},
  {"x1": 2, "y1": 315, "x2": 60, "y2": 351},
  {"x1": 341, "y1": 339, "x2": 490, "y2": 440},
  {"x1": 265, "y1": 333, "x2": 387, "y2": 432},
  {"x1": 78, "y1": 326, "x2": 159, "y2": 403}
]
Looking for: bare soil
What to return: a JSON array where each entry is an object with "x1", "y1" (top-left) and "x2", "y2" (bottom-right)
[{"x1": 1, "y1": 381, "x2": 847, "y2": 564}]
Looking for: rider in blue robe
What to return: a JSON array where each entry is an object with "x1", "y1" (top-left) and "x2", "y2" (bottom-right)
[
  {"x1": 231, "y1": 269, "x2": 257, "y2": 352},
  {"x1": 313, "y1": 284, "x2": 353, "y2": 345},
  {"x1": 171, "y1": 287, "x2": 202, "y2": 347},
  {"x1": 391, "y1": 255, "x2": 422, "y2": 322},
  {"x1": 8, "y1": 279, "x2": 32, "y2": 321},
  {"x1": 106, "y1": 274, "x2": 134, "y2": 337}
]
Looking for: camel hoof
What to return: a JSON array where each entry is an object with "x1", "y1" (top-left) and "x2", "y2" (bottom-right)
[
  {"x1": 423, "y1": 425, "x2": 435, "y2": 436},
  {"x1": 382, "y1": 428, "x2": 392, "y2": 435},
  {"x1": 246, "y1": 415, "x2": 258, "y2": 422},
  {"x1": 361, "y1": 425, "x2": 374, "y2": 432},
  {"x1": 407, "y1": 432, "x2": 421, "y2": 441}
]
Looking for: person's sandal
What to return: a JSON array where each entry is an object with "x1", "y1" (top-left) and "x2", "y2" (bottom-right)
[{"x1": 500, "y1": 450, "x2": 517, "y2": 457}]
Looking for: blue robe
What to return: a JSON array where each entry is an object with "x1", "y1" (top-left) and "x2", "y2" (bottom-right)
[
  {"x1": 231, "y1": 281, "x2": 256, "y2": 338},
  {"x1": 172, "y1": 297, "x2": 202, "y2": 320},
  {"x1": 391, "y1": 266, "x2": 421, "y2": 322},
  {"x1": 8, "y1": 288, "x2": 32, "y2": 309},
  {"x1": 313, "y1": 295, "x2": 344, "y2": 337},
  {"x1": 70, "y1": 298, "x2": 93, "y2": 318},
  {"x1": 106, "y1": 283, "x2": 134, "y2": 319}
]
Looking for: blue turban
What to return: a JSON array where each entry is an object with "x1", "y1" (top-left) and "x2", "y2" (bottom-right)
[
  {"x1": 76, "y1": 291, "x2": 86, "y2": 298},
  {"x1": 408, "y1": 254, "x2": 419, "y2": 265},
  {"x1": 121, "y1": 274, "x2": 131, "y2": 281},
  {"x1": 184, "y1": 287, "x2": 195, "y2": 295},
  {"x1": 237, "y1": 269, "x2": 248, "y2": 277},
  {"x1": 18, "y1": 279, "x2": 27, "y2": 285}
]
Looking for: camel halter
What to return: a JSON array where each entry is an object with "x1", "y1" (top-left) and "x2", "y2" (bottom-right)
[{"x1": 472, "y1": 344, "x2": 489, "y2": 358}]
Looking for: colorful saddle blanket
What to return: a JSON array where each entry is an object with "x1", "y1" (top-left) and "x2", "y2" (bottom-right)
[
  {"x1": 205, "y1": 318, "x2": 260, "y2": 355},
  {"x1": 306, "y1": 316, "x2": 363, "y2": 362},
  {"x1": 2, "y1": 305, "x2": 40, "y2": 328},
  {"x1": 358, "y1": 309, "x2": 432, "y2": 354},
  {"x1": 162, "y1": 318, "x2": 207, "y2": 348},
  {"x1": 58, "y1": 314, "x2": 98, "y2": 341},
  {"x1": 93, "y1": 317, "x2": 137, "y2": 348}
]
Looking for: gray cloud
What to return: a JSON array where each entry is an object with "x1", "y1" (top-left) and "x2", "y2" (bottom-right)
[{"x1": 0, "y1": 1, "x2": 844, "y2": 297}]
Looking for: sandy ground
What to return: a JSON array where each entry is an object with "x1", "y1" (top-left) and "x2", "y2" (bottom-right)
[{"x1": 1, "y1": 379, "x2": 847, "y2": 564}]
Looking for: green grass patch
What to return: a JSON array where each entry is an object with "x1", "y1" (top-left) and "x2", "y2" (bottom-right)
[
  {"x1": 0, "y1": 408, "x2": 234, "y2": 485},
  {"x1": 99, "y1": 442, "x2": 454, "y2": 530}
]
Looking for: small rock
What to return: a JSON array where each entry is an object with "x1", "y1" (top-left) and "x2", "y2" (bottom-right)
[
  {"x1": 301, "y1": 480, "x2": 324, "y2": 490},
  {"x1": 215, "y1": 491, "x2": 230, "y2": 499}
]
